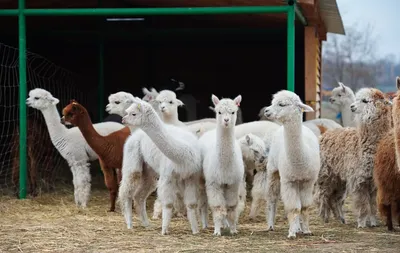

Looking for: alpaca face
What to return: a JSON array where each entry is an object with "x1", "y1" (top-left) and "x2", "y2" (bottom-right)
[
  {"x1": 142, "y1": 87, "x2": 159, "y2": 103},
  {"x1": 122, "y1": 98, "x2": 151, "y2": 126},
  {"x1": 211, "y1": 94, "x2": 241, "y2": 128},
  {"x1": 106, "y1": 92, "x2": 134, "y2": 117},
  {"x1": 26, "y1": 88, "x2": 59, "y2": 110},
  {"x1": 350, "y1": 88, "x2": 391, "y2": 122},
  {"x1": 156, "y1": 90, "x2": 183, "y2": 117},
  {"x1": 239, "y1": 134, "x2": 268, "y2": 168},
  {"x1": 330, "y1": 82, "x2": 354, "y2": 106},
  {"x1": 264, "y1": 90, "x2": 313, "y2": 123},
  {"x1": 61, "y1": 100, "x2": 84, "y2": 126}
]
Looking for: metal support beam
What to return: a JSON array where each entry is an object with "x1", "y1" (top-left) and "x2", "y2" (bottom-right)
[
  {"x1": 18, "y1": 0, "x2": 27, "y2": 199},
  {"x1": 287, "y1": 1, "x2": 296, "y2": 92}
]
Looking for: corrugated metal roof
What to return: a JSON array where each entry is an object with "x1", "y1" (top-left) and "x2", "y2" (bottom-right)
[{"x1": 320, "y1": 0, "x2": 345, "y2": 35}]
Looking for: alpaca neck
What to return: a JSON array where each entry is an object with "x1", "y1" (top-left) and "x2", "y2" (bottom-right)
[
  {"x1": 216, "y1": 125, "x2": 236, "y2": 165},
  {"x1": 141, "y1": 109, "x2": 188, "y2": 164},
  {"x1": 76, "y1": 111, "x2": 107, "y2": 154},
  {"x1": 282, "y1": 118, "x2": 306, "y2": 164},
  {"x1": 162, "y1": 113, "x2": 179, "y2": 125},
  {"x1": 40, "y1": 105, "x2": 67, "y2": 142},
  {"x1": 340, "y1": 102, "x2": 354, "y2": 127}
]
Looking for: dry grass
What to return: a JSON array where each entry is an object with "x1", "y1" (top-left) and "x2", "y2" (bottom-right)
[{"x1": 1, "y1": 183, "x2": 400, "y2": 253}]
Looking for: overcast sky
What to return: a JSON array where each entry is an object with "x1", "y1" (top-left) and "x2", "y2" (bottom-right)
[{"x1": 335, "y1": 0, "x2": 400, "y2": 59}]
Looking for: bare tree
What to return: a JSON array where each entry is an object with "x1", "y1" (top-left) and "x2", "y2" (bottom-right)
[{"x1": 322, "y1": 23, "x2": 384, "y2": 90}]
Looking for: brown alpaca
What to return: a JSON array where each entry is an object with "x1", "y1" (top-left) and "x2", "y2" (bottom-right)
[
  {"x1": 315, "y1": 88, "x2": 392, "y2": 228},
  {"x1": 316, "y1": 124, "x2": 328, "y2": 135},
  {"x1": 11, "y1": 119, "x2": 55, "y2": 197},
  {"x1": 61, "y1": 100, "x2": 131, "y2": 211},
  {"x1": 374, "y1": 76, "x2": 400, "y2": 231}
]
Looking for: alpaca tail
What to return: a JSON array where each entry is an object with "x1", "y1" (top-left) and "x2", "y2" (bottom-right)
[{"x1": 316, "y1": 124, "x2": 328, "y2": 135}]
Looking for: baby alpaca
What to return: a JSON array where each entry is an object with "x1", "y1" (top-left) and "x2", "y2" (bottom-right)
[
  {"x1": 118, "y1": 97, "x2": 202, "y2": 235},
  {"x1": 315, "y1": 88, "x2": 392, "y2": 228},
  {"x1": 199, "y1": 94, "x2": 244, "y2": 236},
  {"x1": 239, "y1": 134, "x2": 269, "y2": 220},
  {"x1": 264, "y1": 90, "x2": 320, "y2": 238}
]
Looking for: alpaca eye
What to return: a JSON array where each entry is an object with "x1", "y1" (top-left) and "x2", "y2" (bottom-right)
[
  {"x1": 279, "y1": 103, "x2": 286, "y2": 107},
  {"x1": 169, "y1": 101, "x2": 173, "y2": 104},
  {"x1": 338, "y1": 94, "x2": 342, "y2": 97},
  {"x1": 362, "y1": 99, "x2": 368, "y2": 103},
  {"x1": 115, "y1": 101, "x2": 120, "y2": 105},
  {"x1": 131, "y1": 113, "x2": 136, "y2": 116},
  {"x1": 231, "y1": 112, "x2": 235, "y2": 115},
  {"x1": 253, "y1": 150, "x2": 259, "y2": 154},
  {"x1": 218, "y1": 112, "x2": 222, "y2": 115},
  {"x1": 34, "y1": 97, "x2": 39, "y2": 100}
]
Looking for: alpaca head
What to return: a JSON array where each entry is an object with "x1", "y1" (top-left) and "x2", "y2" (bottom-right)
[
  {"x1": 61, "y1": 100, "x2": 87, "y2": 126},
  {"x1": 106, "y1": 91, "x2": 134, "y2": 117},
  {"x1": 211, "y1": 94, "x2": 242, "y2": 128},
  {"x1": 264, "y1": 90, "x2": 313, "y2": 123},
  {"x1": 26, "y1": 88, "x2": 60, "y2": 110},
  {"x1": 142, "y1": 87, "x2": 159, "y2": 103},
  {"x1": 330, "y1": 82, "x2": 355, "y2": 106},
  {"x1": 156, "y1": 90, "x2": 183, "y2": 118},
  {"x1": 122, "y1": 97, "x2": 154, "y2": 126},
  {"x1": 350, "y1": 88, "x2": 392, "y2": 123},
  {"x1": 239, "y1": 134, "x2": 268, "y2": 167}
]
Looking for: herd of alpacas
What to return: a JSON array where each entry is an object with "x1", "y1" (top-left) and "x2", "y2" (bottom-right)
[{"x1": 23, "y1": 76, "x2": 400, "y2": 238}]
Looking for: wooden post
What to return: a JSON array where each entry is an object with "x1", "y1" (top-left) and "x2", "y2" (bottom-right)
[{"x1": 304, "y1": 26, "x2": 321, "y2": 120}]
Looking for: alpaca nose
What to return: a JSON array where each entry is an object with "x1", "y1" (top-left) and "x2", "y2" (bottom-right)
[
  {"x1": 350, "y1": 104, "x2": 356, "y2": 112},
  {"x1": 224, "y1": 118, "x2": 229, "y2": 123},
  {"x1": 329, "y1": 98, "x2": 335, "y2": 103}
]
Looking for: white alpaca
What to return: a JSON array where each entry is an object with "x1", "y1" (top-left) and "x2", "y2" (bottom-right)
[
  {"x1": 118, "y1": 97, "x2": 202, "y2": 235},
  {"x1": 143, "y1": 87, "x2": 216, "y2": 137},
  {"x1": 199, "y1": 94, "x2": 244, "y2": 236},
  {"x1": 329, "y1": 82, "x2": 356, "y2": 127},
  {"x1": 106, "y1": 90, "x2": 188, "y2": 219},
  {"x1": 264, "y1": 90, "x2": 320, "y2": 238},
  {"x1": 239, "y1": 134, "x2": 269, "y2": 220},
  {"x1": 26, "y1": 88, "x2": 125, "y2": 208}
]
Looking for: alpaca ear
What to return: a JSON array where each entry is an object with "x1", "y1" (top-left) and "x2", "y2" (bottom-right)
[
  {"x1": 176, "y1": 99, "x2": 184, "y2": 106},
  {"x1": 245, "y1": 134, "x2": 252, "y2": 146},
  {"x1": 298, "y1": 102, "x2": 314, "y2": 113},
  {"x1": 142, "y1": 88, "x2": 150, "y2": 95},
  {"x1": 338, "y1": 82, "x2": 346, "y2": 93},
  {"x1": 396, "y1": 77, "x2": 400, "y2": 90},
  {"x1": 211, "y1": 94, "x2": 220, "y2": 106},
  {"x1": 150, "y1": 88, "x2": 158, "y2": 94},
  {"x1": 51, "y1": 97, "x2": 60, "y2": 105},
  {"x1": 234, "y1": 95, "x2": 242, "y2": 106},
  {"x1": 209, "y1": 106, "x2": 215, "y2": 112}
]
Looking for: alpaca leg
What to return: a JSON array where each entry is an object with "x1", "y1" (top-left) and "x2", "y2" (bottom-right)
[
  {"x1": 99, "y1": 159, "x2": 118, "y2": 212},
  {"x1": 152, "y1": 197, "x2": 162, "y2": 220},
  {"x1": 133, "y1": 166, "x2": 157, "y2": 227},
  {"x1": 225, "y1": 183, "x2": 240, "y2": 235},
  {"x1": 266, "y1": 171, "x2": 280, "y2": 231},
  {"x1": 72, "y1": 162, "x2": 91, "y2": 208},
  {"x1": 299, "y1": 181, "x2": 314, "y2": 235},
  {"x1": 237, "y1": 179, "x2": 247, "y2": 218},
  {"x1": 206, "y1": 183, "x2": 226, "y2": 236},
  {"x1": 352, "y1": 184, "x2": 371, "y2": 228},
  {"x1": 198, "y1": 182, "x2": 209, "y2": 229},
  {"x1": 183, "y1": 176, "x2": 200, "y2": 234},
  {"x1": 158, "y1": 176, "x2": 177, "y2": 235},
  {"x1": 281, "y1": 181, "x2": 301, "y2": 238},
  {"x1": 331, "y1": 182, "x2": 347, "y2": 224},
  {"x1": 368, "y1": 188, "x2": 378, "y2": 227},
  {"x1": 383, "y1": 204, "x2": 394, "y2": 231},
  {"x1": 118, "y1": 172, "x2": 135, "y2": 229},
  {"x1": 249, "y1": 174, "x2": 265, "y2": 220}
]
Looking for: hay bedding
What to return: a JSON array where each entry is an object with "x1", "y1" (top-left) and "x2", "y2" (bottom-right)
[{"x1": 1, "y1": 184, "x2": 400, "y2": 253}]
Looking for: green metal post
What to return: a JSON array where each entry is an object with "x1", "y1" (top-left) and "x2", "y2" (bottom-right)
[
  {"x1": 287, "y1": 1, "x2": 295, "y2": 92},
  {"x1": 98, "y1": 38, "x2": 104, "y2": 121},
  {"x1": 18, "y1": 0, "x2": 27, "y2": 199}
]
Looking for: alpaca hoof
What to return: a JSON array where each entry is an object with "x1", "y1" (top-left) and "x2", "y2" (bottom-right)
[
  {"x1": 302, "y1": 231, "x2": 313, "y2": 236},
  {"x1": 108, "y1": 209, "x2": 115, "y2": 212},
  {"x1": 161, "y1": 228, "x2": 169, "y2": 235},
  {"x1": 213, "y1": 231, "x2": 221, "y2": 236},
  {"x1": 340, "y1": 217, "x2": 346, "y2": 224},
  {"x1": 192, "y1": 230, "x2": 200, "y2": 235},
  {"x1": 287, "y1": 234, "x2": 296, "y2": 239},
  {"x1": 202, "y1": 225, "x2": 208, "y2": 230},
  {"x1": 230, "y1": 229, "x2": 238, "y2": 235},
  {"x1": 142, "y1": 221, "x2": 152, "y2": 228},
  {"x1": 267, "y1": 226, "x2": 274, "y2": 231},
  {"x1": 357, "y1": 224, "x2": 367, "y2": 229}
]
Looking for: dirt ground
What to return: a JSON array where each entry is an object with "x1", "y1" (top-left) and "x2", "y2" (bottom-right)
[{"x1": 1, "y1": 181, "x2": 400, "y2": 253}]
